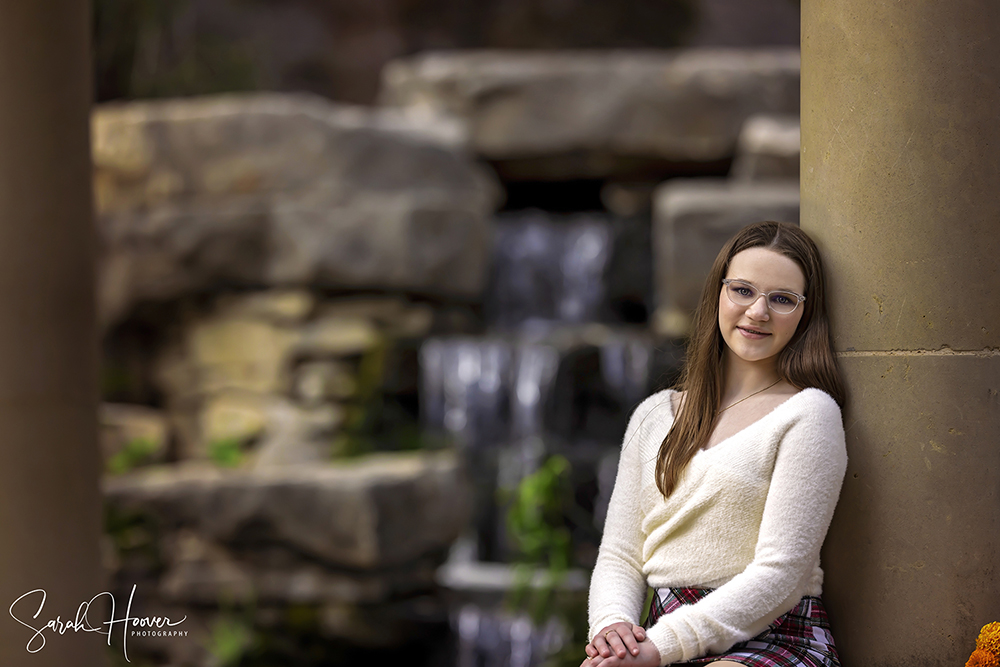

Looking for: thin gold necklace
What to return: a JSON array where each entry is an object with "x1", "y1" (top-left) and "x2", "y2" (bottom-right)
[{"x1": 718, "y1": 378, "x2": 781, "y2": 413}]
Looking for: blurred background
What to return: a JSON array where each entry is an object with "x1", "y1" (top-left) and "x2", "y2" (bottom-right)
[{"x1": 94, "y1": 1, "x2": 802, "y2": 665}]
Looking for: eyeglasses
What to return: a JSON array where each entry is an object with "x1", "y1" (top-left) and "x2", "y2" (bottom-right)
[{"x1": 721, "y1": 279, "x2": 806, "y2": 315}]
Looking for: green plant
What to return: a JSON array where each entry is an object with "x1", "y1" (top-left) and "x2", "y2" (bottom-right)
[
  {"x1": 104, "y1": 504, "x2": 162, "y2": 572},
  {"x1": 203, "y1": 588, "x2": 264, "y2": 667},
  {"x1": 505, "y1": 455, "x2": 573, "y2": 621},
  {"x1": 106, "y1": 436, "x2": 159, "y2": 474},
  {"x1": 329, "y1": 337, "x2": 451, "y2": 458},
  {"x1": 209, "y1": 437, "x2": 245, "y2": 468},
  {"x1": 206, "y1": 613, "x2": 256, "y2": 667}
]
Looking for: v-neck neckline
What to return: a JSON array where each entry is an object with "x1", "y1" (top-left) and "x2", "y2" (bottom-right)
[{"x1": 665, "y1": 387, "x2": 809, "y2": 456}]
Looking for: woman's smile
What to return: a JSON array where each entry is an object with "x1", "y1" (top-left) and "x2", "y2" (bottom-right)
[{"x1": 737, "y1": 325, "x2": 771, "y2": 339}]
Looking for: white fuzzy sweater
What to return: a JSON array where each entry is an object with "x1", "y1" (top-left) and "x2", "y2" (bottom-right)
[{"x1": 588, "y1": 387, "x2": 847, "y2": 666}]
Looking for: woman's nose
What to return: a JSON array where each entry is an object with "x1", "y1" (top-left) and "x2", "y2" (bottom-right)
[{"x1": 747, "y1": 295, "x2": 770, "y2": 319}]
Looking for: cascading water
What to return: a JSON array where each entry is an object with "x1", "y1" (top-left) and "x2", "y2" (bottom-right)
[
  {"x1": 421, "y1": 210, "x2": 669, "y2": 667},
  {"x1": 455, "y1": 605, "x2": 569, "y2": 667},
  {"x1": 486, "y1": 212, "x2": 611, "y2": 329}
]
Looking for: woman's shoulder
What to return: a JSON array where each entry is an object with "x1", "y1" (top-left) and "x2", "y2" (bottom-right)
[
  {"x1": 632, "y1": 387, "x2": 677, "y2": 420},
  {"x1": 791, "y1": 387, "x2": 843, "y2": 417},
  {"x1": 623, "y1": 388, "x2": 677, "y2": 438},
  {"x1": 780, "y1": 387, "x2": 845, "y2": 434}
]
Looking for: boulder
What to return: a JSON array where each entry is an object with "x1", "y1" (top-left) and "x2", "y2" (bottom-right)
[
  {"x1": 94, "y1": 93, "x2": 500, "y2": 328},
  {"x1": 103, "y1": 451, "x2": 470, "y2": 570},
  {"x1": 103, "y1": 451, "x2": 464, "y2": 659},
  {"x1": 652, "y1": 179, "x2": 800, "y2": 336},
  {"x1": 158, "y1": 529, "x2": 438, "y2": 606},
  {"x1": 379, "y1": 49, "x2": 800, "y2": 178},
  {"x1": 730, "y1": 114, "x2": 800, "y2": 181}
]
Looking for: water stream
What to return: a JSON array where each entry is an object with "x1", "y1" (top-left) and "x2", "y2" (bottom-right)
[{"x1": 420, "y1": 211, "x2": 665, "y2": 667}]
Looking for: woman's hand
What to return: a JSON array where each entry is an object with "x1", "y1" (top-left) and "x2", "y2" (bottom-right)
[
  {"x1": 581, "y1": 633, "x2": 659, "y2": 667},
  {"x1": 584, "y1": 622, "x2": 646, "y2": 661}
]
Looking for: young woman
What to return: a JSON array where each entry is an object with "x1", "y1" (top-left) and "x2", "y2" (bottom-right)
[{"x1": 583, "y1": 221, "x2": 846, "y2": 667}]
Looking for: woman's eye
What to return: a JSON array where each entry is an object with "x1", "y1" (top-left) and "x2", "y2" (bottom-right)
[
  {"x1": 735, "y1": 287, "x2": 754, "y2": 297},
  {"x1": 772, "y1": 294, "x2": 793, "y2": 305}
]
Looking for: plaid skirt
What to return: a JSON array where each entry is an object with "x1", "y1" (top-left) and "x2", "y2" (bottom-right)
[{"x1": 643, "y1": 588, "x2": 840, "y2": 667}]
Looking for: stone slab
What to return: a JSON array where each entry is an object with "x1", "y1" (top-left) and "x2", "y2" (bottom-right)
[
  {"x1": 103, "y1": 451, "x2": 470, "y2": 570},
  {"x1": 379, "y1": 49, "x2": 800, "y2": 177},
  {"x1": 651, "y1": 179, "x2": 800, "y2": 336},
  {"x1": 729, "y1": 114, "x2": 799, "y2": 181},
  {"x1": 94, "y1": 93, "x2": 500, "y2": 328}
]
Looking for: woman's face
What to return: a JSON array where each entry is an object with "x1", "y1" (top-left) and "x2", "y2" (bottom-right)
[{"x1": 718, "y1": 247, "x2": 807, "y2": 368}]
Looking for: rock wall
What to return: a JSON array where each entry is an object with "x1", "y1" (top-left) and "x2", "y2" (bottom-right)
[{"x1": 92, "y1": 45, "x2": 804, "y2": 665}]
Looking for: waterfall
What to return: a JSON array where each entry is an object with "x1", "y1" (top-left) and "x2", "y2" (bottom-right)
[
  {"x1": 422, "y1": 210, "x2": 663, "y2": 667},
  {"x1": 487, "y1": 212, "x2": 611, "y2": 329}
]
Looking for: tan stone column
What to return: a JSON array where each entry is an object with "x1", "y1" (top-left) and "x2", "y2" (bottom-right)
[
  {"x1": 0, "y1": 3, "x2": 107, "y2": 666},
  {"x1": 802, "y1": 3, "x2": 1000, "y2": 665}
]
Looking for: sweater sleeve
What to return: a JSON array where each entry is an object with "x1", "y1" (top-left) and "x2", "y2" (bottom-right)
[
  {"x1": 587, "y1": 392, "x2": 670, "y2": 641},
  {"x1": 644, "y1": 390, "x2": 847, "y2": 665}
]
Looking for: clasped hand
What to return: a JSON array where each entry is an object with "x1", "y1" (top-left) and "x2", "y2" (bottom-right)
[{"x1": 582, "y1": 622, "x2": 659, "y2": 667}]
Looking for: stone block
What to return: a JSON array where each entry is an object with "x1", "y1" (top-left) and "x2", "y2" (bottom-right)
[
  {"x1": 652, "y1": 179, "x2": 800, "y2": 336},
  {"x1": 730, "y1": 114, "x2": 800, "y2": 181},
  {"x1": 315, "y1": 297, "x2": 435, "y2": 340},
  {"x1": 94, "y1": 93, "x2": 500, "y2": 328},
  {"x1": 158, "y1": 530, "x2": 438, "y2": 606},
  {"x1": 103, "y1": 451, "x2": 471, "y2": 570},
  {"x1": 155, "y1": 315, "x2": 301, "y2": 398},
  {"x1": 294, "y1": 315, "x2": 382, "y2": 358},
  {"x1": 213, "y1": 289, "x2": 317, "y2": 325},
  {"x1": 379, "y1": 49, "x2": 800, "y2": 178}
]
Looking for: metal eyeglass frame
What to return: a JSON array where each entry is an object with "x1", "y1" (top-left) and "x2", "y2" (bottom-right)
[{"x1": 721, "y1": 278, "x2": 806, "y2": 314}]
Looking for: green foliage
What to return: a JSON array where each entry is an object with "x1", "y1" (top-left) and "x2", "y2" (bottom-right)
[
  {"x1": 506, "y1": 455, "x2": 572, "y2": 571},
  {"x1": 504, "y1": 455, "x2": 573, "y2": 622},
  {"x1": 330, "y1": 339, "x2": 449, "y2": 458},
  {"x1": 104, "y1": 504, "x2": 162, "y2": 571},
  {"x1": 327, "y1": 338, "x2": 386, "y2": 458},
  {"x1": 209, "y1": 437, "x2": 245, "y2": 468},
  {"x1": 106, "y1": 437, "x2": 160, "y2": 475},
  {"x1": 504, "y1": 455, "x2": 597, "y2": 667},
  {"x1": 206, "y1": 613, "x2": 257, "y2": 667}
]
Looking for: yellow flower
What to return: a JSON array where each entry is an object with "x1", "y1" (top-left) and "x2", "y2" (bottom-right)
[
  {"x1": 978, "y1": 622, "x2": 1000, "y2": 656},
  {"x1": 967, "y1": 648, "x2": 1000, "y2": 667}
]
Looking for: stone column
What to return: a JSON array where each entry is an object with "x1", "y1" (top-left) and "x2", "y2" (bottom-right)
[
  {"x1": 801, "y1": 3, "x2": 1000, "y2": 665},
  {"x1": 0, "y1": 3, "x2": 107, "y2": 666}
]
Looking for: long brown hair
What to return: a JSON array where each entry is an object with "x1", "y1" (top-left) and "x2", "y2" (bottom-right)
[{"x1": 654, "y1": 221, "x2": 845, "y2": 497}]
